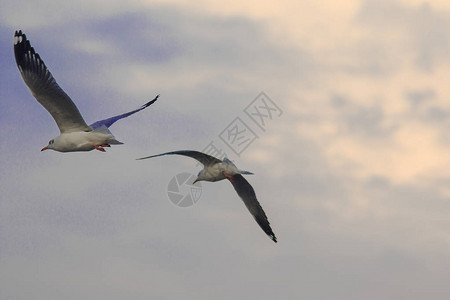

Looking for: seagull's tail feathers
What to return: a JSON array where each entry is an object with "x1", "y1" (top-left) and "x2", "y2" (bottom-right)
[
  {"x1": 223, "y1": 158, "x2": 253, "y2": 175},
  {"x1": 93, "y1": 125, "x2": 123, "y2": 145},
  {"x1": 108, "y1": 138, "x2": 124, "y2": 145},
  {"x1": 240, "y1": 170, "x2": 254, "y2": 175}
]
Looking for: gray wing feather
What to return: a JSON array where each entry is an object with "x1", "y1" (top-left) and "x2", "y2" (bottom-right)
[
  {"x1": 137, "y1": 150, "x2": 221, "y2": 166},
  {"x1": 229, "y1": 174, "x2": 277, "y2": 242},
  {"x1": 90, "y1": 95, "x2": 159, "y2": 129},
  {"x1": 14, "y1": 30, "x2": 90, "y2": 133}
]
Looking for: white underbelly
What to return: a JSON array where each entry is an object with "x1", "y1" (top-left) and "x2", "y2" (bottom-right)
[{"x1": 59, "y1": 131, "x2": 113, "y2": 152}]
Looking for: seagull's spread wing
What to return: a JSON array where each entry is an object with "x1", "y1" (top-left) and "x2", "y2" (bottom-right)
[
  {"x1": 137, "y1": 150, "x2": 222, "y2": 166},
  {"x1": 229, "y1": 174, "x2": 277, "y2": 242},
  {"x1": 14, "y1": 30, "x2": 90, "y2": 133},
  {"x1": 90, "y1": 95, "x2": 160, "y2": 129}
]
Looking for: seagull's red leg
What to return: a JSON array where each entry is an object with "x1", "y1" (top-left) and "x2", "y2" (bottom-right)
[
  {"x1": 222, "y1": 171, "x2": 234, "y2": 182},
  {"x1": 91, "y1": 143, "x2": 106, "y2": 152}
]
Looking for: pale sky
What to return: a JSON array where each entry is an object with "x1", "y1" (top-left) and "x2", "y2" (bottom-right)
[{"x1": 1, "y1": 0, "x2": 450, "y2": 299}]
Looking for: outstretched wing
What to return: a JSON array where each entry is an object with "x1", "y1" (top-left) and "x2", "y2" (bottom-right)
[
  {"x1": 89, "y1": 95, "x2": 160, "y2": 129},
  {"x1": 137, "y1": 150, "x2": 221, "y2": 166},
  {"x1": 229, "y1": 174, "x2": 277, "y2": 242},
  {"x1": 14, "y1": 30, "x2": 90, "y2": 133}
]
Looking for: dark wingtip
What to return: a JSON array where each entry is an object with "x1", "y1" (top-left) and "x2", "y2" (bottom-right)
[
  {"x1": 14, "y1": 30, "x2": 26, "y2": 45},
  {"x1": 14, "y1": 30, "x2": 40, "y2": 71},
  {"x1": 142, "y1": 94, "x2": 160, "y2": 109},
  {"x1": 14, "y1": 30, "x2": 27, "y2": 68},
  {"x1": 136, "y1": 153, "x2": 161, "y2": 160},
  {"x1": 271, "y1": 235, "x2": 277, "y2": 243}
]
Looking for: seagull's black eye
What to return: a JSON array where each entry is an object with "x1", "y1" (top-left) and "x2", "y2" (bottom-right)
[{"x1": 49, "y1": 140, "x2": 54, "y2": 145}]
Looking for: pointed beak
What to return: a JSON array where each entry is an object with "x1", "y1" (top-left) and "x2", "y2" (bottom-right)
[
  {"x1": 193, "y1": 179, "x2": 199, "y2": 184},
  {"x1": 41, "y1": 146, "x2": 48, "y2": 151}
]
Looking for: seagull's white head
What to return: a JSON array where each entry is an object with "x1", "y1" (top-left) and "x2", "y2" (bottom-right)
[
  {"x1": 193, "y1": 169, "x2": 208, "y2": 184},
  {"x1": 41, "y1": 138, "x2": 56, "y2": 151}
]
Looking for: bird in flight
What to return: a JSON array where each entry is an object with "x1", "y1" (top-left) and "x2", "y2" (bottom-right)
[
  {"x1": 14, "y1": 30, "x2": 159, "y2": 152},
  {"x1": 137, "y1": 150, "x2": 277, "y2": 243}
]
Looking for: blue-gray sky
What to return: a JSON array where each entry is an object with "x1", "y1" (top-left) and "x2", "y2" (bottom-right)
[{"x1": 1, "y1": 0, "x2": 450, "y2": 299}]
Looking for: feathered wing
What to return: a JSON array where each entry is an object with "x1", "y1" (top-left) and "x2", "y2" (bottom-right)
[
  {"x1": 137, "y1": 150, "x2": 222, "y2": 166},
  {"x1": 90, "y1": 95, "x2": 160, "y2": 129},
  {"x1": 229, "y1": 174, "x2": 277, "y2": 242},
  {"x1": 14, "y1": 30, "x2": 90, "y2": 133}
]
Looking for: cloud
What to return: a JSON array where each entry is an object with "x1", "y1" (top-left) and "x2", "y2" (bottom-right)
[
  {"x1": 2, "y1": 0, "x2": 450, "y2": 299},
  {"x1": 358, "y1": 0, "x2": 450, "y2": 71}
]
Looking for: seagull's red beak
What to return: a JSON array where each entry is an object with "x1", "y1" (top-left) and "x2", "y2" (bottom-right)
[
  {"x1": 41, "y1": 146, "x2": 48, "y2": 151},
  {"x1": 193, "y1": 179, "x2": 198, "y2": 184}
]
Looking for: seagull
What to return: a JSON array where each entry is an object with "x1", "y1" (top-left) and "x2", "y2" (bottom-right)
[
  {"x1": 14, "y1": 30, "x2": 159, "y2": 153},
  {"x1": 137, "y1": 150, "x2": 277, "y2": 243}
]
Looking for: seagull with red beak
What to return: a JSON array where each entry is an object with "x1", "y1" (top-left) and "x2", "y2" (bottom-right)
[
  {"x1": 137, "y1": 150, "x2": 277, "y2": 243},
  {"x1": 14, "y1": 30, "x2": 159, "y2": 153}
]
